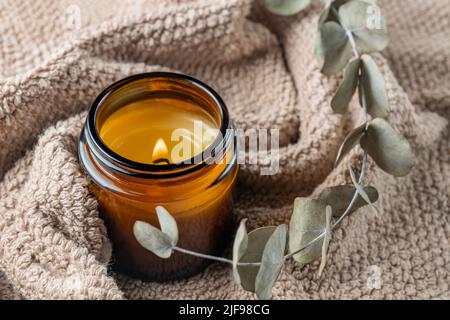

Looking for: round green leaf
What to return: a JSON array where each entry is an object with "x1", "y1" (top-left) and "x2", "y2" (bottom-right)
[
  {"x1": 331, "y1": 58, "x2": 361, "y2": 114},
  {"x1": 263, "y1": 0, "x2": 310, "y2": 16},
  {"x1": 133, "y1": 221, "x2": 174, "y2": 259},
  {"x1": 232, "y1": 219, "x2": 249, "y2": 285},
  {"x1": 318, "y1": 185, "x2": 379, "y2": 217},
  {"x1": 339, "y1": 0, "x2": 388, "y2": 53},
  {"x1": 237, "y1": 226, "x2": 276, "y2": 292},
  {"x1": 361, "y1": 54, "x2": 389, "y2": 118},
  {"x1": 289, "y1": 198, "x2": 327, "y2": 263},
  {"x1": 318, "y1": 0, "x2": 377, "y2": 27},
  {"x1": 361, "y1": 118, "x2": 415, "y2": 177},
  {"x1": 156, "y1": 206, "x2": 178, "y2": 246},
  {"x1": 255, "y1": 225, "x2": 287, "y2": 299},
  {"x1": 317, "y1": 21, "x2": 353, "y2": 75},
  {"x1": 335, "y1": 122, "x2": 367, "y2": 167}
]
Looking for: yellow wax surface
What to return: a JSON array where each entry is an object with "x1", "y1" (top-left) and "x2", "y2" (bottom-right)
[{"x1": 99, "y1": 98, "x2": 219, "y2": 164}]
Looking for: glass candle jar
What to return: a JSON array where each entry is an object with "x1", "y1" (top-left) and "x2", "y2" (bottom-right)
[{"x1": 79, "y1": 73, "x2": 238, "y2": 281}]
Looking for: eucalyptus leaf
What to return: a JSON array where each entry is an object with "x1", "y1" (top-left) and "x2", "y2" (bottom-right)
[
  {"x1": 331, "y1": 58, "x2": 361, "y2": 114},
  {"x1": 255, "y1": 225, "x2": 288, "y2": 299},
  {"x1": 232, "y1": 219, "x2": 248, "y2": 285},
  {"x1": 317, "y1": 206, "x2": 332, "y2": 277},
  {"x1": 348, "y1": 164, "x2": 379, "y2": 215},
  {"x1": 237, "y1": 226, "x2": 276, "y2": 293},
  {"x1": 318, "y1": 0, "x2": 377, "y2": 27},
  {"x1": 263, "y1": 0, "x2": 310, "y2": 16},
  {"x1": 335, "y1": 122, "x2": 367, "y2": 167},
  {"x1": 133, "y1": 221, "x2": 174, "y2": 259},
  {"x1": 289, "y1": 198, "x2": 328, "y2": 263},
  {"x1": 318, "y1": 185, "x2": 379, "y2": 217},
  {"x1": 360, "y1": 118, "x2": 415, "y2": 177},
  {"x1": 338, "y1": 0, "x2": 388, "y2": 53},
  {"x1": 317, "y1": 21, "x2": 353, "y2": 75},
  {"x1": 156, "y1": 206, "x2": 178, "y2": 246},
  {"x1": 361, "y1": 54, "x2": 389, "y2": 118}
]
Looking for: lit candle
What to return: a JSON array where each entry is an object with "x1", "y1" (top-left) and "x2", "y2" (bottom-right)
[
  {"x1": 79, "y1": 73, "x2": 238, "y2": 281},
  {"x1": 152, "y1": 138, "x2": 170, "y2": 164},
  {"x1": 98, "y1": 97, "x2": 219, "y2": 165}
]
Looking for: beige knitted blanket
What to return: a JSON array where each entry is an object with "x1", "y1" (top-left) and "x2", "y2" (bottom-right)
[{"x1": 0, "y1": 0, "x2": 448, "y2": 299}]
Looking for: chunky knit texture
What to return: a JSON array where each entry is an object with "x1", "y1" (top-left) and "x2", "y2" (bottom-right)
[{"x1": 0, "y1": 0, "x2": 448, "y2": 299}]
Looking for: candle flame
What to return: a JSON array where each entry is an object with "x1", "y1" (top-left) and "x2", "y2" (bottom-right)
[{"x1": 152, "y1": 138, "x2": 169, "y2": 163}]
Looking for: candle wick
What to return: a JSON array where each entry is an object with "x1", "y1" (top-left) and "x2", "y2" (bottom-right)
[{"x1": 153, "y1": 158, "x2": 170, "y2": 165}]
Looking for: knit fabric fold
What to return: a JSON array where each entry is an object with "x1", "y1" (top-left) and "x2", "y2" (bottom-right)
[{"x1": 0, "y1": 0, "x2": 448, "y2": 299}]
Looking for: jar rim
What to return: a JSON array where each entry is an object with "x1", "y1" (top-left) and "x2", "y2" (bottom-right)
[{"x1": 84, "y1": 72, "x2": 233, "y2": 179}]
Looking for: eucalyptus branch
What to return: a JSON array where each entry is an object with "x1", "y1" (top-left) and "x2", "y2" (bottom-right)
[
  {"x1": 173, "y1": 247, "x2": 234, "y2": 264},
  {"x1": 173, "y1": 246, "x2": 261, "y2": 267},
  {"x1": 133, "y1": 0, "x2": 415, "y2": 300},
  {"x1": 275, "y1": 0, "x2": 372, "y2": 262}
]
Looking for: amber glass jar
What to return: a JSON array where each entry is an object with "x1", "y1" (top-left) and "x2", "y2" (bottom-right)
[{"x1": 79, "y1": 73, "x2": 238, "y2": 281}]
